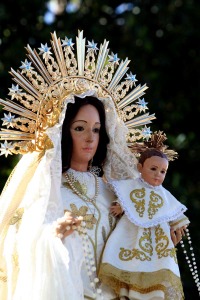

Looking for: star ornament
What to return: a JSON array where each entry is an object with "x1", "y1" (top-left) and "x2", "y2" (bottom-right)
[
  {"x1": 38, "y1": 43, "x2": 52, "y2": 56},
  {"x1": 86, "y1": 40, "x2": 98, "y2": 54},
  {"x1": 137, "y1": 98, "x2": 148, "y2": 112},
  {"x1": 20, "y1": 59, "x2": 33, "y2": 71},
  {"x1": 108, "y1": 52, "x2": 120, "y2": 65},
  {"x1": 61, "y1": 37, "x2": 75, "y2": 49},
  {"x1": 0, "y1": 141, "x2": 13, "y2": 157},
  {"x1": 125, "y1": 72, "x2": 138, "y2": 84},
  {"x1": 1, "y1": 112, "x2": 15, "y2": 128},
  {"x1": 8, "y1": 84, "x2": 23, "y2": 99},
  {"x1": 142, "y1": 126, "x2": 152, "y2": 140}
]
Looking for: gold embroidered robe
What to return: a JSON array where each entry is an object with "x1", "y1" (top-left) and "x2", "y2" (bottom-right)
[{"x1": 99, "y1": 177, "x2": 190, "y2": 300}]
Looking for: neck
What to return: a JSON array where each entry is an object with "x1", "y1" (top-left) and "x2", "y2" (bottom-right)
[
  {"x1": 139, "y1": 176, "x2": 160, "y2": 188},
  {"x1": 70, "y1": 162, "x2": 89, "y2": 172}
]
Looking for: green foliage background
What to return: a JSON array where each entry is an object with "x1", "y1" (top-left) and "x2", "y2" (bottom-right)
[{"x1": 0, "y1": 1, "x2": 199, "y2": 298}]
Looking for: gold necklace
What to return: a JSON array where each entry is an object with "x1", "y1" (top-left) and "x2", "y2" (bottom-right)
[{"x1": 64, "y1": 171, "x2": 99, "y2": 204}]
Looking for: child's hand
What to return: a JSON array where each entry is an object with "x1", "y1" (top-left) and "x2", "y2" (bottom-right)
[
  {"x1": 180, "y1": 225, "x2": 187, "y2": 236},
  {"x1": 110, "y1": 202, "x2": 123, "y2": 217},
  {"x1": 170, "y1": 225, "x2": 187, "y2": 246}
]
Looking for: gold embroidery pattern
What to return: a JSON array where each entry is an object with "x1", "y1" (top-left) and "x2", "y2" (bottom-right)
[
  {"x1": 101, "y1": 226, "x2": 107, "y2": 243},
  {"x1": 139, "y1": 228, "x2": 153, "y2": 256},
  {"x1": 155, "y1": 225, "x2": 178, "y2": 263},
  {"x1": 130, "y1": 188, "x2": 164, "y2": 219},
  {"x1": 65, "y1": 204, "x2": 97, "y2": 230},
  {"x1": 0, "y1": 275, "x2": 7, "y2": 282},
  {"x1": 63, "y1": 181, "x2": 87, "y2": 196},
  {"x1": 0, "y1": 268, "x2": 7, "y2": 282},
  {"x1": 8, "y1": 208, "x2": 24, "y2": 225},
  {"x1": 119, "y1": 248, "x2": 151, "y2": 262},
  {"x1": 108, "y1": 212, "x2": 116, "y2": 231},
  {"x1": 130, "y1": 188, "x2": 145, "y2": 217},
  {"x1": 119, "y1": 228, "x2": 152, "y2": 261},
  {"x1": 8, "y1": 208, "x2": 24, "y2": 231},
  {"x1": 99, "y1": 264, "x2": 184, "y2": 300},
  {"x1": 148, "y1": 191, "x2": 164, "y2": 219},
  {"x1": 169, "y1": 248, "x2": 178, "y2": 264},
  {"x1": 100, "y1": 214, "x2": 116, "y2": 264},
  {"x1": 169, "y1": 216, "x2": 188, "y2": 227}
]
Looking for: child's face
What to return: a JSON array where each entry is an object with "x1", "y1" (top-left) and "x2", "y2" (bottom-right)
[{"x1": 138, "y1": 155, "x2": 168, "y2": 186}]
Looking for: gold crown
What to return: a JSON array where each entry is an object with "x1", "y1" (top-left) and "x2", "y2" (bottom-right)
[
  {"x1": 0, "y1": 30, "x2": 156, "y2": 156},
  {"x1": 130, "y1": 131, "x2": 178, "y2": 161}
]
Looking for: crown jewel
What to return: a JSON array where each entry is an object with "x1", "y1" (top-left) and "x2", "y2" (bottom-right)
[
  {"x1": 130, "y1": 131, "x2": 178, "y2": 161},
  {"x1": 0, "y1": 30, "x2": 156, "y2": 156}
]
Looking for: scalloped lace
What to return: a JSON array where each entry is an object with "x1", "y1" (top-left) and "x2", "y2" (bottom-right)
[{"x1": 109, "y1": 178, "x2": 187, "y2": 228}]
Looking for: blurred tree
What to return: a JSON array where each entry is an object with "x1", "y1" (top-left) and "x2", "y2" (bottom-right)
[{"x1": 0, "y1": 0, "x2": 200, "y2": 298}]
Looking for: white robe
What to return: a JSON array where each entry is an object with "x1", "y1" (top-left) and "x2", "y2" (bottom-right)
[
  {"x1": 99, "y1": 177, "x2": 190, "y2": 300},
  {"x1": 2, "y1": 169, "x2": 118, "y2": 300}
]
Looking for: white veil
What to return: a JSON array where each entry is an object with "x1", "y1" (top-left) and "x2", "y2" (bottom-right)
[{"x1": 0, "y1": 90, "x2": 139, "y2": 299}]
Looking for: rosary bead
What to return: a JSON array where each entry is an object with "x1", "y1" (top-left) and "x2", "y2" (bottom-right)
[
  {"x1": 57, "y1": 233, "x2": 63, "y2": 239},
  {"x1": 180, "y1": 228, "x2": 200, "y2": 296},
  {"x1": 90, "y1": 282, "x2": 95, "y2": 287}
]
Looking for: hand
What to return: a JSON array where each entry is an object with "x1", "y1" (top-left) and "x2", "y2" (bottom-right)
[
  {"x1": 170, "y1": 226, "x2": 187, "y2": 246},
  {"x1": 110, "y1": 202, "x2": 123, "y2": 217},
  {"x1": 53, "y1": 211, "x2": 83, "y2": 239}
]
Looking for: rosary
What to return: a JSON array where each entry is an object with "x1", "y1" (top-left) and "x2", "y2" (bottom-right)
[
  {"x1": 180, "y1": 228, "x2": 200, "y2": 296},
  {"x1": 63, "y1": 171, "x2": 104, "y2": 298},
  {"x1": 64, "y1": 171, "x2": 99, "y2": 218}
]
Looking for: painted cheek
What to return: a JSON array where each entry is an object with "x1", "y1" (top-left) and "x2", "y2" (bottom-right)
[{"x1": 95, "y1": 136, "x2": 100, "y2": 148}]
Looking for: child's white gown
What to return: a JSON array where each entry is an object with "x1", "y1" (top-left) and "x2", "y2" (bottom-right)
[{"x1": 99, "y1": 177, "x2": 190, "y2": 300}]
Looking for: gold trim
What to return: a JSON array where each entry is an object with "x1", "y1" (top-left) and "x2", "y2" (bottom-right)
[
  {"x1": 0, "y1": 30, "x2": 156, "y2": 156},
  {"x1": 99, "y1": 263, "x2": 184, "y2": 299}
]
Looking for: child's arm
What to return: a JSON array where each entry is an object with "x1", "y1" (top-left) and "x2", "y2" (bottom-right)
[{"x1": 170, "y1": 214, "x2": 190, "y2": 245}]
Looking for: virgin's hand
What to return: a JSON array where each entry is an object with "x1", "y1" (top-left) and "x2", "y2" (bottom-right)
[{"x1": 53, "y1": 211, "x2": 83, "y2": 239}]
